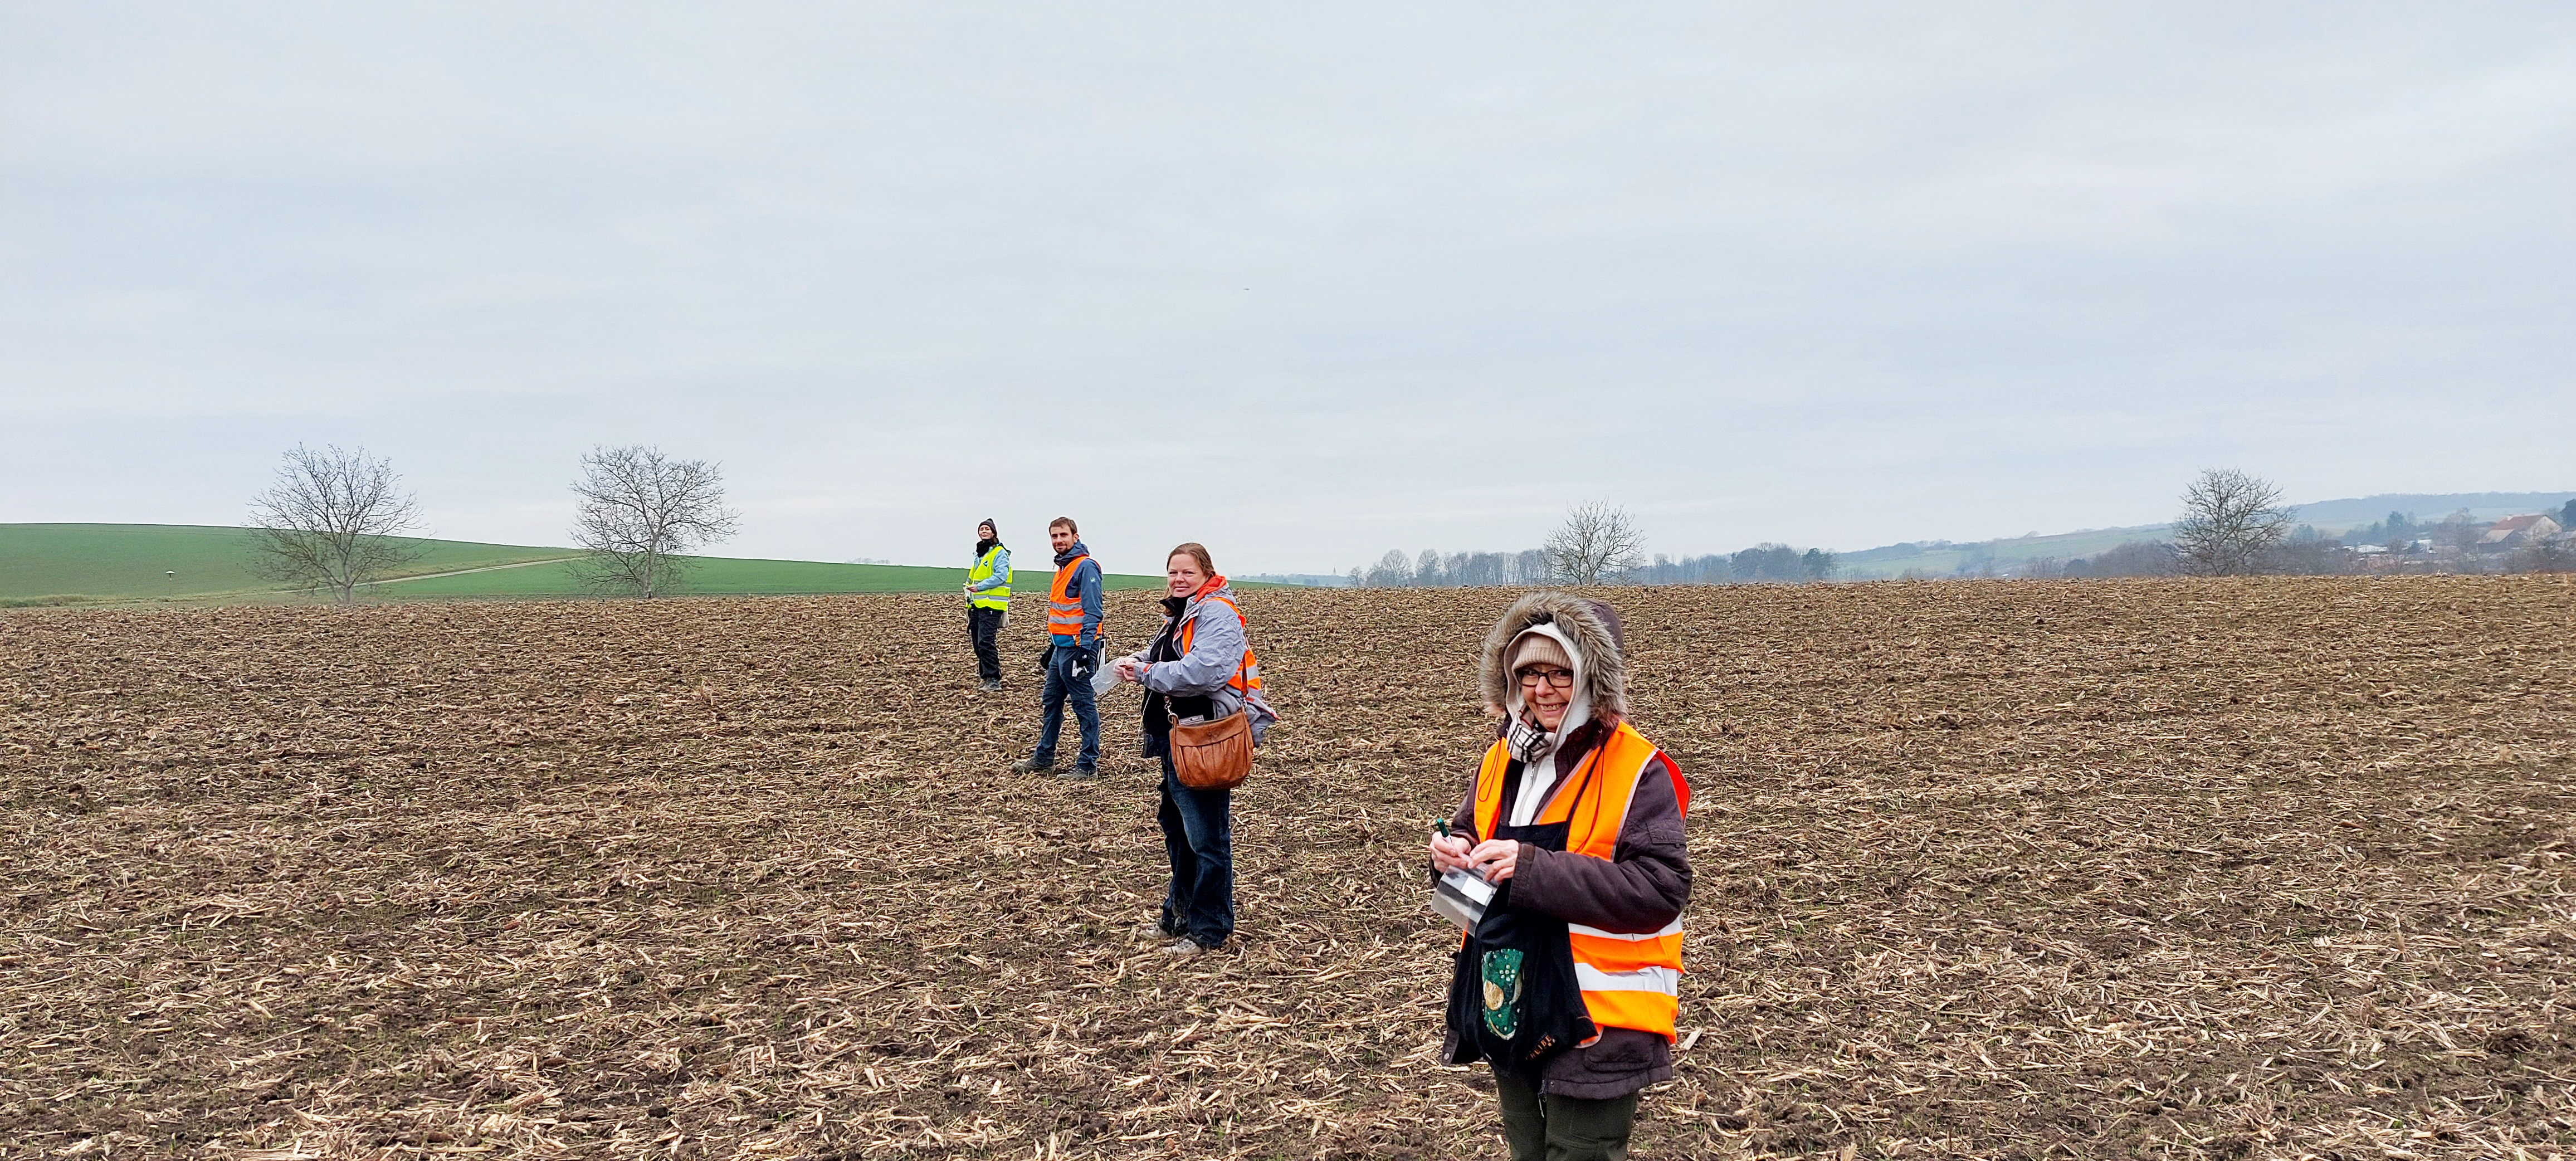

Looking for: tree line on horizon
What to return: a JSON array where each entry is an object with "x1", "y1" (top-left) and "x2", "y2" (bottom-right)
[
  {"x1": 1357, "y1": 471, "x2": 2576, "y2": 589},
  {"x1": 240, "y1": 452, "x2": 2573, "y2": 604},
  {"x1": 1350, "y1": 501, "x2": 1842, "y2": 588},
  {"x1": 1919, "y1": 473, "x2": 2575, "y2": 580},
  {"x1": 1351, "y1": 542, "x2": 1841, "y2": 588}
]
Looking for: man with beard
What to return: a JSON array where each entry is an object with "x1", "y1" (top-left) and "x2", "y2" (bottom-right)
[{"x1": 1011, "y1": 517, "x2": 1105, "y2": 779}]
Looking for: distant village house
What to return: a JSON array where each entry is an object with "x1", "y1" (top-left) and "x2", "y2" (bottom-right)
[{"x1": 2478, "y1": 514, "x2": 2562, "y2": 550}]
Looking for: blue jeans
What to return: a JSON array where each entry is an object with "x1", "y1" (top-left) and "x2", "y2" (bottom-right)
[
  {"x1": 1032, "y1": 642, "x2": 1099, "y2": 769},
  {"x1": 1157, "y1": 754, "x2": 1235, "y2": 947}
]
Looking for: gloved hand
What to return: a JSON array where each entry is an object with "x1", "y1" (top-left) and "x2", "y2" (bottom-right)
[{"x1": 1072, "y1": 647, "x2": 1096, "y2": 680}]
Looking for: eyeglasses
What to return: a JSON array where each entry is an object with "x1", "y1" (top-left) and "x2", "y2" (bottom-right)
[{"x1": 1515, "y1": 667, "x2": 1574, "y2": 689}]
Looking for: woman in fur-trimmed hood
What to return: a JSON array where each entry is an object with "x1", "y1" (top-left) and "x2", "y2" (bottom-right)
[{"x1": 1429, "y1": 592, "x2": 1691, "y2": 1161}]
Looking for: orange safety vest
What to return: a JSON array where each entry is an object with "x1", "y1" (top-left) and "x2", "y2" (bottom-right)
[
  {"x1": 1471, "y1": 721, "x2": 1689, "y2": 1042},
  {"x1": 1047, "y1": 554, "x2": 1092, "y2": 640},
  {"x1": 1175, "y1": 589, "x2": 1264, "y2": 697}
]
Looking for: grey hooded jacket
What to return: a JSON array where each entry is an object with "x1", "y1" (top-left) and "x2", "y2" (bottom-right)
[{"x1": 1122, "y1": 582, "x2": 1278, "y2": 743}]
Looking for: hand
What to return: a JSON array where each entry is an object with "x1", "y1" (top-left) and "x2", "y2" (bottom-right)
[
  {"x1": 1114, "y1": 657, "x2": 1147, "y2": 684},
  {"x1": 1466, "y1": 839, "x2": 1520, "y2": 882},
  {"x1": 1428, "y1": 833, "x2": 1474, "y2": 874},
  {"x1": 1073, "y1": 651, "x2": 1095, "y2": 680}
]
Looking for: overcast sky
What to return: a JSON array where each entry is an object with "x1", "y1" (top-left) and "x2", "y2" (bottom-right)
[{"x1": 5, "y1": 3, "x2": 2572, "y2": 575}]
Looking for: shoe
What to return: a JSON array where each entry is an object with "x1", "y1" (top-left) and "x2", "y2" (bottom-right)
[
  {"x1": 979, "y1": 679, "x2": 1002, "y2": 691},
  {"x1": 1137, "y1": 920, "x2": 1185, "y2": 940},
  {"x1": 1010, "y1": 757, "x2": 1053, "y2": 774},
  {"x1": 1055, "y1": 765, "x2": 1099, "y2": 781},
  {"x1": 1159, "y1": 938, "x2": 1213, "y2": 956}
]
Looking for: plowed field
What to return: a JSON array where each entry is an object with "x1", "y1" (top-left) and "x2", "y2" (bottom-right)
[{"x1": 6, "y1": 578, "x2": 2573, "y2": 1159}]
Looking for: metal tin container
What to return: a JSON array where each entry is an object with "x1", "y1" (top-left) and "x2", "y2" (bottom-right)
[{"x1": 1431, "y1": 867, "x2": 1495, "y2": 930}]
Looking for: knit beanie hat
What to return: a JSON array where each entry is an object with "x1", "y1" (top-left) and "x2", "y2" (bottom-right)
[{"x1": 1509, "y1": 631, "x2": 1574, "y2": 677}]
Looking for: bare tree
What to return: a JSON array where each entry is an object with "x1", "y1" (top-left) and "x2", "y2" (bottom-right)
[
  {"x1": 1544, "y1": 501, "x2": 1646, "y2": 585},
  {"x1": 2172, "y1": 469, "x2": 2295, "y2": 577},
  {"x1": 1363, "y1": 549, "x2": 1414, "y2": 588},
  {"x1": 246, "y1": 444, "x2": 426, "y2": 603},
  {"x1": 568, "y1": 446, "x2": 740, "y2": 598}
]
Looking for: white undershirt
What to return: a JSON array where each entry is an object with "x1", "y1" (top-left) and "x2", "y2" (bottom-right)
[{"x1": 1506, "y1": 763, "x2": 1559, "y2": 828}]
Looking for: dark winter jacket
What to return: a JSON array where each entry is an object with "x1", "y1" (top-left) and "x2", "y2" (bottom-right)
[{"x1": 1441, "y1": 592, "x2": 1692, "y2": 1100}]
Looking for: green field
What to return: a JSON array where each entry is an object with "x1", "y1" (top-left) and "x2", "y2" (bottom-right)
[
  {"x1": 373, "y1": 555, "x2": 1168, "y2": 598},
  {"x1": 0, "y1": 524, "x2": 1163, "y2": 605},
  {"x1": 0, "y1": 524, "x2": 573, "y2": 604}
]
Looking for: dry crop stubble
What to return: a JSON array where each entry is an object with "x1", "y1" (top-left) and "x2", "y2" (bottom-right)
[{"x1": 0, "y1": 577, "x2": 2570, "y2": 1159}]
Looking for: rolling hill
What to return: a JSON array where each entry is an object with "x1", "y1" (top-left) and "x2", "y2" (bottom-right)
[
  {"x1": 0, "y1": 525, "x2": 1162, "y2": 606},
  {"x1": 1831, "y1": 490, "x2": 2574, "y2": 580}
]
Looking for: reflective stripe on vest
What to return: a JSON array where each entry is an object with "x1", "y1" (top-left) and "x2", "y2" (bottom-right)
[
  {"x1": 1047, "y1": 555, "x2": 1090, "y2": 638},
  {"x1": 1471, "y1": 721, "x2": 1688, "y2": 1042},
  {"x1": 968, "y1": 546, "x2": 1011, "y2": 611},
  {"x1": 1175, "y1": 592, "x2": 1263, "y2": 696}
]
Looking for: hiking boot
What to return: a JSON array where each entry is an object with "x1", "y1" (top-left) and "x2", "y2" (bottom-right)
[
  {"x1": 978, "y1": 679, "x2": 1002, "y2": 691},
  {"x1": 1055, "y1": 765, "x2": 1099, "y2": 781},
  {"x1": 1009, "y1": 757, "x2": 1053, "y2": 774}
]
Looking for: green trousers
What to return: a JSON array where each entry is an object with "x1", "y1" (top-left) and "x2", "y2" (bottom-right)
[{"x1": 1494, "y1": 1072, "x2": 1641, "y2": 1161}]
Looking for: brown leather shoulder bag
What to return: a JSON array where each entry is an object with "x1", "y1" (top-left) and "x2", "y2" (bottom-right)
[{"x1": 1169, "y1": 711, "x2": 1253, "y2": 790}]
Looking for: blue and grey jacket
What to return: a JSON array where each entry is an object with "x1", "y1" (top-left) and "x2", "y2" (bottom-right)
[
  {"x1": 967, "y1": 545, "x2": 1010, "y2": 597},
  {"x1": 1121, "y1": 581, "x2": 1279, "y2": 743},
  {"x1": 1052, "y1": 543, "x2": 1103, "y2": 651}
]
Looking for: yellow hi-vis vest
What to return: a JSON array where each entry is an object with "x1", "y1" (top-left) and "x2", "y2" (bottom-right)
[
  {"x1": 1471, "y1": 721, "x2": 1689, "y2": 1042},
  {"x1": 968, "y1": 545, "x2": 1010, "y2": 611}
]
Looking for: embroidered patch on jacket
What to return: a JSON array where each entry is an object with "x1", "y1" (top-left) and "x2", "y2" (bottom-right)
[{"x1": 1480, "y1": 949, "x2": 1525, "y2": 1039}]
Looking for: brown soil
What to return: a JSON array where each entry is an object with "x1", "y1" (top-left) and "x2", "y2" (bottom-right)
[{"x1": 4, "y1": 577, "x2": 2572, "y2": 1159}]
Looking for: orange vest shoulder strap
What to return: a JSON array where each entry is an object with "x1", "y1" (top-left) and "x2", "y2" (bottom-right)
[
  {"x1": 1475, "y1": 724, "x2": 1679, "y2": 851},
  {"x1": 1559, "y1": 723, "x2": 1671, "y2": 859},
  {"x1": 1471, "y1": 739, "x2": 1513, "y2": 840}
]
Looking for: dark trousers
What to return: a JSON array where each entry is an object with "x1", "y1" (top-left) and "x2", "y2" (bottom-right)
[
  {"x1": 1495, "y1": 1071, "x2": 1640, "y2": 1161},
  {"x1": 1032, "y1": 643, "x2": 1099, "y2": 769},
  {"x1": 968, "y1": 606, "x2": 1003, "y2": 682},
  {"x1": 1156, "y1": 754, "x2": 1234, "y2": 947}
]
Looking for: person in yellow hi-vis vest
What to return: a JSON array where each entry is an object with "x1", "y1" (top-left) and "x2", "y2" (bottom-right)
[
  {"x1": 962, "y1": 518, "x2": 1011, "y2": 690},
  {"x1": 1427, "y1": 593, "x2": 1691, "y2": 1161}
]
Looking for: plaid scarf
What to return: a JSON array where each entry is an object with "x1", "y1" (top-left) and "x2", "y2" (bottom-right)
[{"x1": 1505, "y1": 713, "x2": 1556, "y2": 765}]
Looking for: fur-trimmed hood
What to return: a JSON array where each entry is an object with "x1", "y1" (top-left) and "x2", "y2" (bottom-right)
[{"x1": 1479, "y1": 591, "x2": 1628, "y2": 721}]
